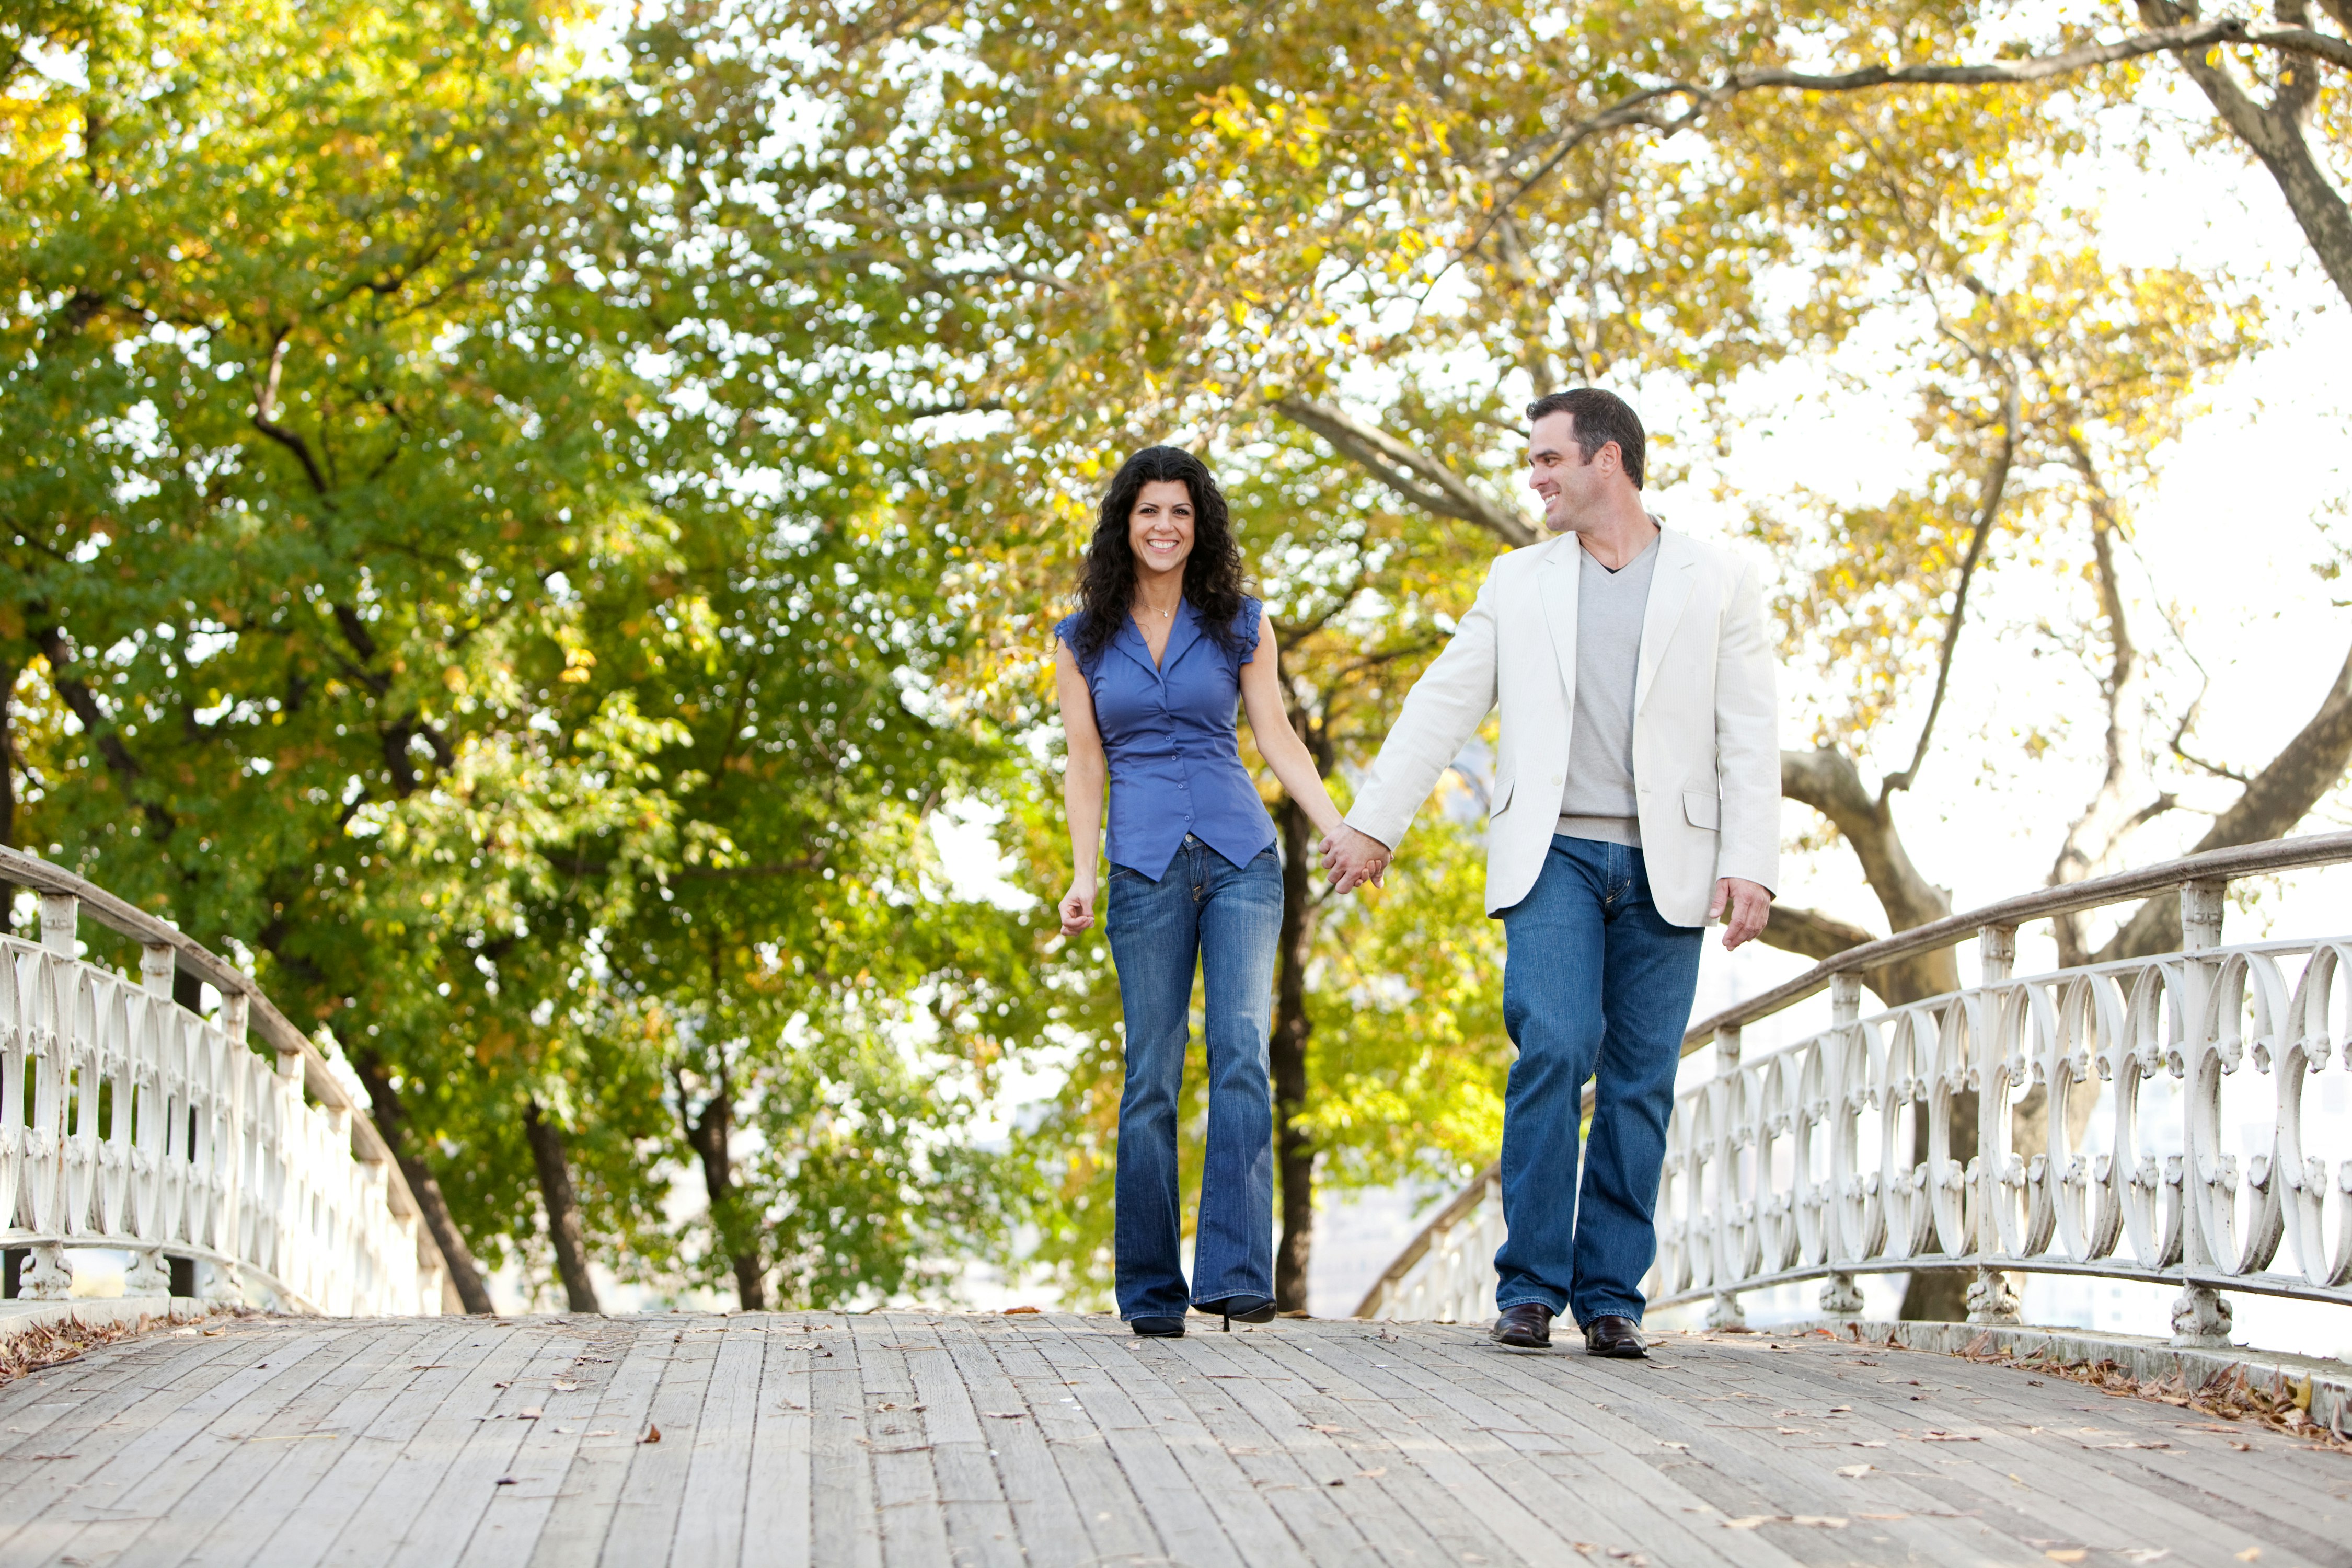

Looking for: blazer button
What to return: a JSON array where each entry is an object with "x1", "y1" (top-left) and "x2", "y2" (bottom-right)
[{"x1": 1551, "y1": 771, "x2": 1564, "y2": 785}]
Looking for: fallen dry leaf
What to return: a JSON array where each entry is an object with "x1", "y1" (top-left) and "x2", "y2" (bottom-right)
[
  {"x1": 2236, "y1": 1550, "x2": 2261, "y2": 1563},
  {"x1": 1357, "y1": 1467, "x2": 1388, "y2": 1479},
  {"x1": 1834, "y1": 1463, "x2": 1873, "y2": 1478},
  {"x1": 1001, "y1": 1305, "x2": 1042, "y2": 1315},
  {"x1": 551, "y1": 1380, "x2": 580, "y2": 1393},
  {"x1": 1856, "y1": 1512, "x2": 1908, "y2": 1521},
  {"x1": 1658, "y1": 1440, "x2": 1689, "y2": 1450},
  {"x1": 641, "y1": 1425, "x2": 661, "y2": 1444},
  {"x1": 517, "y1": 1407, "x2": 543, "y2": 1420},
  {"x1": 2045, "y1": 1551, "x2": 2088, "y2": 1564}
]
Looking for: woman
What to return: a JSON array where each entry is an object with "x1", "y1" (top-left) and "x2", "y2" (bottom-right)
[{"x1": 1056, "y1": 445, "x2": 1350, "y2": 1338}]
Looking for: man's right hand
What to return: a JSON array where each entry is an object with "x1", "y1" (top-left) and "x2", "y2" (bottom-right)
[{"x1": 1318, "y1": 823, "x2": 1392, "y2": 894}]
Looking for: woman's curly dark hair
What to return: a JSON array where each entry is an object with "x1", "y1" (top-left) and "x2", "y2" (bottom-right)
[{"x1": 1068, "y1": 445, "x2": 1248, "y2": 664}]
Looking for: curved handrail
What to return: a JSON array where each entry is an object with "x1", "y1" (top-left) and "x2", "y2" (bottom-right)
[
  {"x1": 1355, "y1": 829, "x2": 2352, "y2": 1320},
  {"x1": 0, "y1": 845, "x2": 447, "y2": 1304}
]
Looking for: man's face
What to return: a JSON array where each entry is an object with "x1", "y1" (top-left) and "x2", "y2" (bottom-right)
[{"x1": 1526, "y1": 410, "x2": 1610, "y2": 533}]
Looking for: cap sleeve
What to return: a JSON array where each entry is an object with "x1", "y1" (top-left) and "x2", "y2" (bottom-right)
[
  {"x1": 1232, "y1": 597, "x2": 1264, "y2": 669},
  {"x1": 1053, "y1": 613, "x2": 1094, "y2": 681}
]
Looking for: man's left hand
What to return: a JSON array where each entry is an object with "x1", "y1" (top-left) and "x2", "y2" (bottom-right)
[{"x1": 1710, "y1": 877, "x2": 1772, "y2": 950}]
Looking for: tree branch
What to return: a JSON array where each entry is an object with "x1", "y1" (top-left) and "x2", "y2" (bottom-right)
[
  {"x1": 2137, "y1": 1, "x2": 2352, "y2": 310},
  {"x1": 1498, "y1": 16, "x2": 2348, "y2": 212},
  {"x1": 33, "y1": 625, "x2": 176, "y2": 842},
  {"x1": 1272, "y1": 396, "x2": 1537, "y2": 547},
  {"x1": 1881, "y1": 371, "x2": 2017, "y2": 798},
  {"x1": 2100, "y1": 637, "x2": 2352, "y2": 959}
]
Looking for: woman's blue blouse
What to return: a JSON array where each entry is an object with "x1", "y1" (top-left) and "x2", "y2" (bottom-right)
[{"x1": 1056, "y1": 596, "x2": 1278, "y2": 882}]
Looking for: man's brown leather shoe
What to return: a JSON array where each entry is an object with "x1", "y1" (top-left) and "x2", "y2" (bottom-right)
[
  {"x1": 1492, "y1": 1302, "x2": 1553, "y2": 1349},
  {"x1": 1583, "y1": 1315, "x2": 1646, "y2": 1358}
]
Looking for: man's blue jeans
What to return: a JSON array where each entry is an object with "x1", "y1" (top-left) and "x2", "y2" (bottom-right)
[
  {"x1": 1106, "y1": 836, "x2": 1283, "y2": 1320},
  {"x1": 1494, "y1": 835, "x2": 1704, "y2": 1326}
]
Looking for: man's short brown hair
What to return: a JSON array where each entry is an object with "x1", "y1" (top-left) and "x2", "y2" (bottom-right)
[{"x1": 1527, "y1": 388, "x2": 1645, "y2": 490}]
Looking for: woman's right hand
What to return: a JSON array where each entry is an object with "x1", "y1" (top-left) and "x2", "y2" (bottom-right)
[{"x1": 1059, "y1": 878, "x2": 1097, "y2": 937}]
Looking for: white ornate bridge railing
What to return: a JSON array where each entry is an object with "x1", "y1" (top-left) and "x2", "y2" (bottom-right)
[
  {"x1": 1, "y1": 847, "x2": 447, "y2": 1316},
  {"x1": 1356, "y1": 832, "x2": 2352, "y2": 1349}
]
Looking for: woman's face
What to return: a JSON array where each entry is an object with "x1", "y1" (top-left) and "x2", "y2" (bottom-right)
[{"x1": 1127, "y1": 479, "x2": 1196, "y2": 578}]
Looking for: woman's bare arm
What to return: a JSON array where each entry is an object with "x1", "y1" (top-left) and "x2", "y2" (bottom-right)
[
  {"x1": 1237, "y1": 610, "x2": 1348, "y2": 844},
  {"x1": 1055, "y1": 643, "x2": 1109, "y2": 935}
]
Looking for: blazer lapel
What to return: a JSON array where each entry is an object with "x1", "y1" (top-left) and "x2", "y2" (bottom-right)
[
  {"x1": 1540, "y1": 536, "x2": 1581, "y2": 705},
  {"x1": 1634, "y1": 527, "x2": 1699, "y2": 712}
]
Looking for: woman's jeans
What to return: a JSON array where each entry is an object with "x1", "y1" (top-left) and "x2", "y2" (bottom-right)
[
  {"x1": 1106, "y1": 836, "x2": 1283, "y2": 1320},
  {"x1": 1493, "y1": 836, "x2": 1704, "y2": 1327}
]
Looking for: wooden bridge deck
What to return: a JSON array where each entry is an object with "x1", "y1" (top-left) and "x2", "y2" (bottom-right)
[{"x1": 2, "y1": 1311, "x2": 2346, "y2": 1567}]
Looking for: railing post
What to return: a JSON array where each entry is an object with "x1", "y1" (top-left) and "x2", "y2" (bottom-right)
[
  {"x1": 201, "y1": 993, "x2": 250, "y2": 1308},
  {"x1": 37, "y1": 892, "x2": 77, "y2": 956},
  {"x1": 20, "y1": 894, "x2": 82, "y2": 1300},
  {"x1": 1819, "y1": 1272, "x2": 1865, "y2": 1318},
  {"x1": 2172, "y1": 877, "x2": 2234, "y2": 1347},
  {"x1": 2180, "y1": 878, "x2": 2226, "y2": 952},
  {"x1": 1706, "y1": 1023, "x2": 1747, "y2": 1330},
  {"x1": 1978, "y1": 925, "x2": 2016, "y2": 985},
  {"x1": 123, "y1": 942, "x2": 179, "y2": 1300}
]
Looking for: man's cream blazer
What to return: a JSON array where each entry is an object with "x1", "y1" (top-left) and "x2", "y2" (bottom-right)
[{"x1": 1343, "y1": 525, "x2": 1779, "y2": 927}]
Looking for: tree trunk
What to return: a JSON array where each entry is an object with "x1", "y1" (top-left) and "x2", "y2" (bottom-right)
[
  {"x1": 348, "y1": 1047, "x2": 497, "y2": 1313},
  {"x1": 1271, "y1": 797, "x2": 1320, "y2": 1313},
  {"x1": 2100, "y1": 638, "x2": 2352, "y2": 961},
  {"x1": 522, "y1": 1098, "x2": 602, "y2": 1313},
  {"x1": 687, "y1": 1082, "x2": 766, "y2": 1310}
]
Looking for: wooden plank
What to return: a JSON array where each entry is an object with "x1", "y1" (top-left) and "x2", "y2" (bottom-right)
[
  {"x1": 454, "y1": 1320, "x2": 641, "y2": 1568},
  {"x1": 0, "y1": 1322, "x2": 351, "y2": 1562},
  {"x1": 62, "y1": 1319, "x2": 447, "y2": 1568},
  {"x1": 1615, "y1": 1333, "x2": 2293, "y2": 1564},
  {"x1": 0, "y1": 1318, "x2": 269, "y2": 1468},
  {"x1": 246, "y1": 1320, "x2": 531, "y2": 1566},
  {"x1": 525, "y1": 1317, "x2": 677, "y2": 1567},
  {"x1": 377, "y1": 1319, "x2": 608, "y2": 1567},
  {"x1": 740, "y1": 1317, "x2": 818, "y2": 1568},
  {"x1": 172, "y1": 1320, "x2": 479, "y2": 1568},
  {"x1": 1075, "y1": 1326, "x2": 1342, "y2": 1568},
  {"x1": 309, "y1": 1320, "x2": 560, "y2": 1568},
  {"x1": 984, "y1": 1316, "x2": 1165, "y2": 1566},
  {"x1": 1405, "y1": 1329, "x2": 2014, "y2": 1567},
  {"x1": 849, "y1": 1316, "x2": 955, "y2": 1568},
  {"x1": 894, "y1": 1317, "x2": 1022, "y2": 1568},
  {"x1": 1031, "y1": 1318, "x2": 1244, "y2": 1567},
  {"x1": 1700, "y1": 1333, "x2": 2341, "y2": 1566},
  {"x1": 13, "y1": 1323, "x2": 371, "y2": 1567},
  {"x1": 595, "y1": 1317, "x2": 725, "y2": 1564},
  {"x1": 1190, "y1": 1325, "x2": 1530, "y2": 1568},
  {"x1": 935, "y1": 1318, "x2": 1094, "y2": 1568},
  {"x1": 808, "y1": 1315, "x2": 884, "y2": 1568},
  {"x1": 664, "y1": 1315, "x2": 767, "y2": 1567},
  {"x1": 1298, "y1": 1325, "x2": 1794, "y2": 1568}
]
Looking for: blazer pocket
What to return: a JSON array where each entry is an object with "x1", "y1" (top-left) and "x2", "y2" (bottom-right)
[
  {"x1": 1682, "y1": 790, "x2": 1721, "y2": 831},
  {"x1": 1490, "y1": 769, "x2": 1517, "y2": 816}
]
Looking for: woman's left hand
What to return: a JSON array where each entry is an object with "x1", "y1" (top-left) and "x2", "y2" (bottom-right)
[{"x1": 1059, "y1": 879, "x2": 1097, "y2": 937}]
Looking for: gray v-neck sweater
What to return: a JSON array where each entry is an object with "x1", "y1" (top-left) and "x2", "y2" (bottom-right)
[{"x1": 1556, "y1": 534, "x2": 1659, "y2": 847}]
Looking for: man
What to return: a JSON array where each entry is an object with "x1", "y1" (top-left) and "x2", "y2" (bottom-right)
[{"x1": 1321, "y1": 389, "x2": 1778, "y2": 1357}]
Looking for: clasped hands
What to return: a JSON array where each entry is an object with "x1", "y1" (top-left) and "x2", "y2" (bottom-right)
[{"x1": 1318, "y1": 823, "x2": 1392, "y2": 895}]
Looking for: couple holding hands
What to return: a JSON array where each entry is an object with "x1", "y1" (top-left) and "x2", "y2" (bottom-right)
[{"x1": 1055, "y1": 389, "x2": 1781, "y2": 1353}]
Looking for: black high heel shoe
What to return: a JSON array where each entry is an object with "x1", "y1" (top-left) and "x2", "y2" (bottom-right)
[
  {"x1": 1131, "y1": 1315, "x2": 1186, "y2": 1338},
  {"x1": 1194, "y1": 1295, "x2": 1277, "y2": 1331}
]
